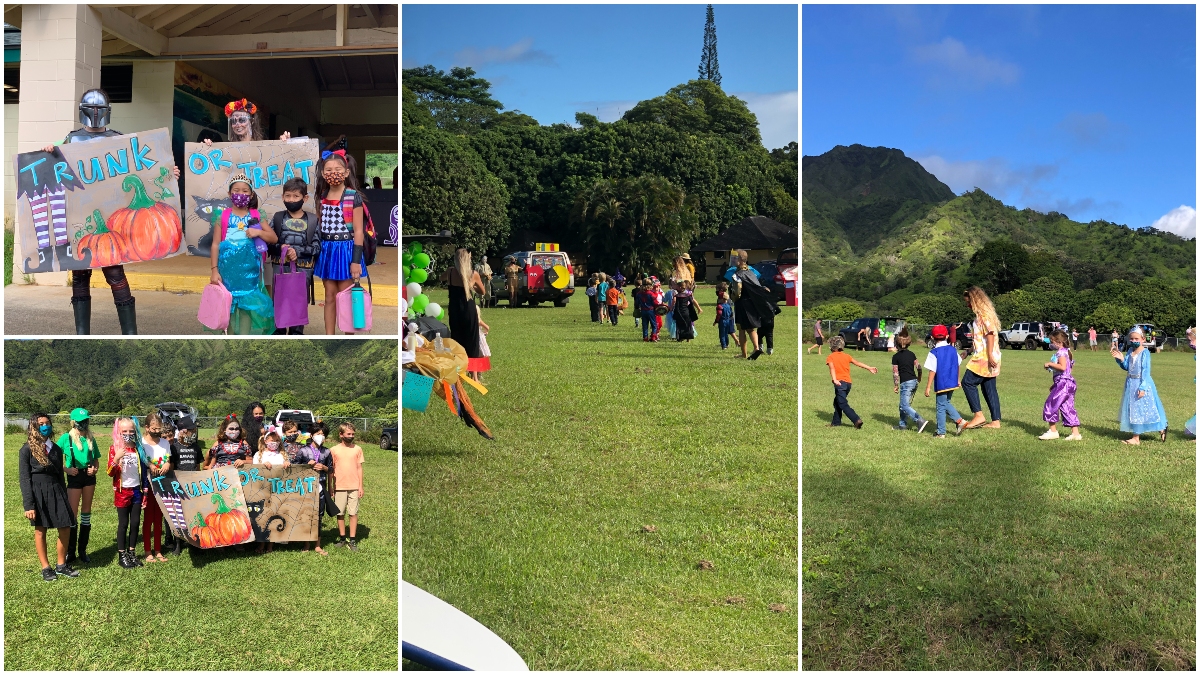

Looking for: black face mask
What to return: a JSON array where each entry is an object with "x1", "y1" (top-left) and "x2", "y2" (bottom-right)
[
  {"x1": 254, "y1": 415, "x2": 264, "y2": 422},
  {"x1": 283, "y1": 199, "x2": 304, "y2": 213}
]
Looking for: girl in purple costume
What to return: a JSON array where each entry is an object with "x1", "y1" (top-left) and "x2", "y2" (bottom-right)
[{"x1": 1039, "y1": 329, "x2": 1081, "y2": 440}]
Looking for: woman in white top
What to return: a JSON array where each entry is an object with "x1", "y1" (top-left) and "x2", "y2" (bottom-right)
[{"x1": 252, "y1": 430, "x2": 289, "y2": 553}]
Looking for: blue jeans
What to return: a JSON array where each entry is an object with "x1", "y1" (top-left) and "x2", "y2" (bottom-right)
[
  {"x1": 898, "y1": 380, "x2": 925, "y2": 428},
  {"x1": 718, "y1": 320, "x2": 733, "y2": 348},
  {"x1": 936, "y1": 390, "x2": 962, "y2": 436},
  {"x1": 832, "y1": 382, "x2": 860, "y2": 426},
  {"x1": 641, "y1": 310, "x2": 657, "y2": 339},
  {"x1": 961, "y1": 369, "x2": 1001, "y2": 421}
]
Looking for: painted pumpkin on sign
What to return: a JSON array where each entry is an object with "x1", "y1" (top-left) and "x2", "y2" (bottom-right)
[
  {"x1": 106, "y1": 174, "x2": 182, "y2": 261},
  {"x1": 76, "y1": 209, "x2": 131, "y2": 267},
  {"x1": 189, "y1": 513, "x2": 219, "y2": 548},
  {"x1": 207, "y1": 493, "x2": 253, "y2": 545}
]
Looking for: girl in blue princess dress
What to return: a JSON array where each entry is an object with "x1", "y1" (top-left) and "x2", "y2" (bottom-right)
[{"x1": 1110, "y1": 327, "x2": 1168, "y2": 444}]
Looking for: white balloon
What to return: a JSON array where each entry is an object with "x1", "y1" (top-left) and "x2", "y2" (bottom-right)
[
  {"x1": 424, "y1": 302, "x2": 442, "y2": 318},
  {"x1": 399, "y1": 297, "x2": 409, "y2": 315},
  {"x1": 406, "y1": 282, "x2": 422, "y2": 298}
]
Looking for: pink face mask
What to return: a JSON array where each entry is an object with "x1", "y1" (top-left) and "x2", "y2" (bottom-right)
[{"x1": 266, "y1": 441, "x2": 279, "y2": 451}]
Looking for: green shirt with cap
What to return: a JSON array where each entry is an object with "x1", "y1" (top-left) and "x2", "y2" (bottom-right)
[{"x1": 57, "y1": 431, "x2": 100, "y2": 470}]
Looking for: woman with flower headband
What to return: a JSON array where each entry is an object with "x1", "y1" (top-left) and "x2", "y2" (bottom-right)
[
  {"x1": 312, "y1": 148, "x2": 368, "y2": 334},
  {"x1": 207, "y1": 172, "x2": 278, "y2": 334}
]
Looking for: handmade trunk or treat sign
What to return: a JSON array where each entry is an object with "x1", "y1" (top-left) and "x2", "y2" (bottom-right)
[
  {"x1": 237, "y1": 464, "x2": 320, "y2": 543},
  {"x1": 149, "y1": 467, "x2": 255, "y2": 548},
  {"x1": 183, "y1": 139, "x2": 319, "y2": 257},
  {"x1": 13, "y1": 128, "x2": 183, "y2": 274}
]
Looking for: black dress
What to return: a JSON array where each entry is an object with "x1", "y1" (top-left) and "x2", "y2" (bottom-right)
[
  {"x1": 19, "y1": 442, "x2": 76, "y2": 529},
  {"x1": 448, "y1": 281, "x2": 482, "y2": 359},
  {"x1": 733, "y1": 268, "x2": 774, "y2": 330}
]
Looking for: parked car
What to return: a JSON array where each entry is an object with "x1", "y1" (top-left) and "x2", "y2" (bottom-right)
[
  {"x1": 379, "y1": 426, "x2": 398, "y2": 451},
  {"x1": 274, "y1": 409, "x2": 317, "y2": 433},
  {"x1": 1116, "y1": 323, "x2": 1166, "y2": 353},
  {"x1": 924, "y1": 321, "x2": 974, "y2": 350},
  {"x1": 998, "y1": 322, "x2": 1070, "y2": 350},
  {"x1": 751, "y1": 260, "x2": 786, "y2": 302},
  {"x1": 839, "y1": 316, "x2": 906, "y2": 350},
  {"x1": 154, "y1": 402, "x2": 198, "y2": 431},
  {"x1": 489, "y1": 250, "x2": 576, "y2": 307}
]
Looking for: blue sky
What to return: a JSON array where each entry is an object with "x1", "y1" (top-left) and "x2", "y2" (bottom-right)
[
  {"x1": 403, "y1": 4, "x2": 798, "y2": 149},
  {"x1": 803, "y1": 5, "x2": 1197, "y2": 237}
]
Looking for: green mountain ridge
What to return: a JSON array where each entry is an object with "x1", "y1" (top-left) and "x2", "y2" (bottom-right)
[{"x1": 803, "y1": 144, "x2": 1196, "y2": 309}]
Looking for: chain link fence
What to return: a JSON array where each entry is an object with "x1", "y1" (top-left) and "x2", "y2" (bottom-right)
[
  {"x1": 801, "y1": 319, "x2": 1194, "y2": 351},
  {"x1": 4, "y1": 414, "x2": 396, "y2": 444}
]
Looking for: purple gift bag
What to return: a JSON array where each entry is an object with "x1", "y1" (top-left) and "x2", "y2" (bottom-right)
[{"x1": 273, "y1": 246, "x2": 309, "y2": 329}]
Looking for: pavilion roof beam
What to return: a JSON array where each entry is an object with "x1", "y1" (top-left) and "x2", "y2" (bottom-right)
[
  {"x1": 362, "y1": 4, "x2": 381, "y2": 28},
  {"x1": 244, "y1": 7, "x2": 294, "y2": 33},
  {"x1": 95, "y1": 5, "x2": 167, "y2": 56},
  {"x1": 165, "y1": 5, "x2": 237, "y2": 38},
  {"x1": 152, "y1": 4, "x2": 204, "y2": 31},
  {"x1": 285, "y1": 5, "x2": 327, "y2": 26}
]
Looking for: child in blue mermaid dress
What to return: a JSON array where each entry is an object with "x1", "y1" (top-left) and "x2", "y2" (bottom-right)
[{"x1": 1112, "y1": 329, "x2": 1168, "y2": 443}]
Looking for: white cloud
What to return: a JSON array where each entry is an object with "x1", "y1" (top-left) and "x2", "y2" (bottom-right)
[
  {"x1": 1150, "y1": 205, "x2": 1196, "y2": 239},
  {"x1": 915, "y1": 155, "x2": 1056, "y2": 196},
  {"x1": 738, "y1": 90, "x2": 798, "y2": 150},
  {"x1": 455, "y1": 38, "x2": 554, "y2": 68},
  {"x1": 1057, "y1": 112, "x2": 1127, "y2": 151},
  {"x1": 911, "y1": 37, "x2": 1020, "y2": 87}
]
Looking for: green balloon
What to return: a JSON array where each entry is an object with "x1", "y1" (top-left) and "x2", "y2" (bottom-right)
[
  {"x1": 438, "y1": 308, "x2": 446, "y2": 321},
  {"x1": 402, "y1": 266, "x2": 412, "y2": 282},
  {"x1": 413, "y1": 252, "x2": 431, "y2": 268},
  {"x1": 412, "y1": 293, "x2": 429, "y2": 311},
  {"x1": 411, "y1": 268, "x2": 429, "y2": 283},
  {"x1": 402, "y1": 252, "x2": 413, "y2": 266},
  {"x1": 411, "y1": 241, "x2": 423, "y2": 255}
]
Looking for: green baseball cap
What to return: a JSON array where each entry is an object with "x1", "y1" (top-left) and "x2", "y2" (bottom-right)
[{"x1": 69, "y1": 408, "x2": 90, "y2": 422}]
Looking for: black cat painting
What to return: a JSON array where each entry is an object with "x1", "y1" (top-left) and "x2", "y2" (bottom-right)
[{"x1": 188, "y1": 195, "x2": 230, "y2": 257}]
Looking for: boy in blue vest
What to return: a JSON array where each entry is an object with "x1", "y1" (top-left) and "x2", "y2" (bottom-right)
[{"x1": 923, "y1": 324, "x2": 969, "y2": 437}]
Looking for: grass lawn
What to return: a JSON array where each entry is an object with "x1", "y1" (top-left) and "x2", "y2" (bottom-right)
[
  {"x1": 802, "y1": 345, "x2": 1196, "y2": 669},
  {"x1": 403, "y1": 285, "x2": 798, "y2": 670},
  {"x1": 3, "y1": 434, "x2": 398, "y2": 670}
]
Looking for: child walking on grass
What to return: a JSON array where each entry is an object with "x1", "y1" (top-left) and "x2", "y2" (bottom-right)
[
  {"x1": 714, "y1": 282, "x2": 739, "y2": 350},
  {"x1": 891, "y1": 330, "x2": 928, "y2": 433},
  {"x1": 1040, "y1": 329, "x2": 1082, "y2": 440},
  {"x1": 825, "y1": 336, "x2": 878, "y2": 429},
  {"x1": 924, "y1": 324, "x2": 968, "y2": 438}
]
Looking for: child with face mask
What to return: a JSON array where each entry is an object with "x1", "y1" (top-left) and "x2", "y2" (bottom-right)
[
  {"x1": 139, "y1": 412, "x2": 173, "y2": 563},
  {"x1": 167, "y1": 418, "x2": 204, "y2": 556},
  {"x1": 329, "y1": 423, "x2": 365, "y2": 551},
  {"x1": 207, "y1": 173, "x2": 278, "y2": 335},
  {"x1": 252, "y1": 429, "x2": 290, "y2": 554},
  {"x1": 107, "y1": 417, "x2": 145, "y2": 569},
  {"x1": 312, "y1": 151, "x2": 368, "y2": 335},
  {"x1": 21, "y1": 414, "x2": 78, "y2": 581},
  {"x1": 1111, "y1": 327, "x2": 1169, "y2": 444},
  {"x1": 267, "y1": 178, "x2": 321, "y2": 335},
  {"x1": 204, "y1": 415, "x2": 252, "y2": 470},
  {"x1": 297, "y1": 422, "x2": 334, "y2": 555}
]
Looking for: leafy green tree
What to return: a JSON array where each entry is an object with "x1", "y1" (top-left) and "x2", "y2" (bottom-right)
[
  {"x1": 965, "y1": 239, "x2": 1029, "y2": 296},
  {"x1": 318, "y1": 402, "x2": 367, "y2": 418},
  {"x1": 623, "y1": 79, "x2": 761, "y2": 148},
  {"x1": 402, "y1": 125, "x2": 511, "y2": 255},
  {"x1": 903, "y1": 294, "x2": 971, "y2": 326},
  {"x1": 1085, "y1": 302, "x2": 1137, "y2": 333},
  {"x1": 402, "y1": 65, "x2": 504, "y2": 134},
  {"x1": 804, "y1": 301, "x2": 863, "y2": 323},
  {"x1": 992, "y1": 289, "x2": 1042, "y2": 325},
  {"x1": 574, "y1": 176, "x2": 699, "y2": 276}
]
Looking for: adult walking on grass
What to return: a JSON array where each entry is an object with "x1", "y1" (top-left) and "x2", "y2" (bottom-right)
[
  {"x1": 450, "y1": 249, "x2": 487, "y2": 381},
  {"x1": 58, "y1": 408, "x2": 98, "y2": 565},
  {"x1": 960, "y1": 286, "x2": 1003, "y2": 430},
  {"x1": 826, "y1": 336, "x2": 878, "y2": 429},
  {"x1": 1111, "y1": 327, "x2": 1168, "y2": 445},
  {"x1": 20, "y1": 414, "x2": 79, "y2": 581},
  {"x1": 726, "y1": 250, "x2": 773, "y2": 360},
  {"x1": 807, "y1": 318, "x2": 825, "y2": 355},
  {"x1": 1088, "y1": 325, "x2": 1098, "y2": 352}
]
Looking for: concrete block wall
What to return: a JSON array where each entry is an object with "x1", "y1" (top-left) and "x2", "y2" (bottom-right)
[{"x1": 112, "y1": 61, "x2": 177, "y2": 135}]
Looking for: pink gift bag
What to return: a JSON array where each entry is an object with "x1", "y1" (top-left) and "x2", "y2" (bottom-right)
[
  {"x1": 273, "y1": 246, "x2": 309, "y2": 329},
  {"x1": 197, "y1": 283, "x2": 232, "y2": 331},
  {"x1": 336, "y1": 283, "x2": 373, "y2": 333}
]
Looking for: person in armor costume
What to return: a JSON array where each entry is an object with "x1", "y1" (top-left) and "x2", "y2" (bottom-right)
[{"x1": 42, "y1": 89, "x2": 180, "y2": 335}]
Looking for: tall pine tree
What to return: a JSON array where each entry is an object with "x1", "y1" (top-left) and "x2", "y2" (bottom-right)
[{"x1": 698, "y1": 5, "x2": 721, "y2": 87}]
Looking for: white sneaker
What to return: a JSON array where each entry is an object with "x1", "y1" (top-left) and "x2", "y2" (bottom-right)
[
  {"x1": 917, "y1": 420, "x2": 930, "y2": 434},
  {"x1": 1038, "y1": 430, "x2": 1060, "y2": 440},
  {"x1": 1064, "y1": 433, "x2": 1082, "y2": 441}
]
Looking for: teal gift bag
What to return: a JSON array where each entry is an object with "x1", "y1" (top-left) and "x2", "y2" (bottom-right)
[{"x1": 403, "y1": 371, "x2": 436, "y2": 413}]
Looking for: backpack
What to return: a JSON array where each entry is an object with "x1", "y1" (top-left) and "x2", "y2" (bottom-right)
[{"x1": 339, "y1": 188, "x2": 377, "y2": 266}]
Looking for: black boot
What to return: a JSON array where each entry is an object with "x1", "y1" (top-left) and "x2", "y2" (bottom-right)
[
  {"x1": 23, "y1": 247, "x2": 54, "y2": 274},
  {"x1": 71, "y1": 298, "x2": 91, "y2": 335},
  {"x1": 115, "y1": 300, "x2": 138, "y2": 335},
  {"x1": 117, "y1": 550, "x2": 130, "y2": 569},
  {"x1": 65, "y1": 525, "x2": 78, "y2": 565},
  {"x1": 56, "y1": 242, "x2": 92, "y2": 270},
  {"x1": 77, "y1": 524, "x2": 91, "y2": 564}
]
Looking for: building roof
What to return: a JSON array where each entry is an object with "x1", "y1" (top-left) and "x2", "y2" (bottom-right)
[{"x1": 690, "y1": 216, "x2": 797, "y2": 252}]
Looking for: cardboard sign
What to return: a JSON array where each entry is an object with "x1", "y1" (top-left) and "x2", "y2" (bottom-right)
[
  {"x1": 149, "y1": 467, "x2": 255, "y2": 549},
  {"x1": 237, "y1": 464, "x2": 320, "y2": 543},
  {"x1": 13, "y1": 128, "x2": 183, "y2": 274},
  {"x1": 182, "y1": 139, "x2": 319, "y2": 257}
]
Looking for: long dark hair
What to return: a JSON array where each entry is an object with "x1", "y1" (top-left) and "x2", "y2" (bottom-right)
[
  {"x1": 27, "y1": 413, "x2": 50, "y2": 466},
  {"x1": 243, "y1": 402, "x2": 265, "y2": 434},
  {"x1": 314, "y1": 153, "x2": 360, "y2": 200}
]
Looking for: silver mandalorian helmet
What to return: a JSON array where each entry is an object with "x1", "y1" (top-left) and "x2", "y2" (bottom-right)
[{"x1": 78, "y1": 89, "x2": 111, "y2": 128}]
